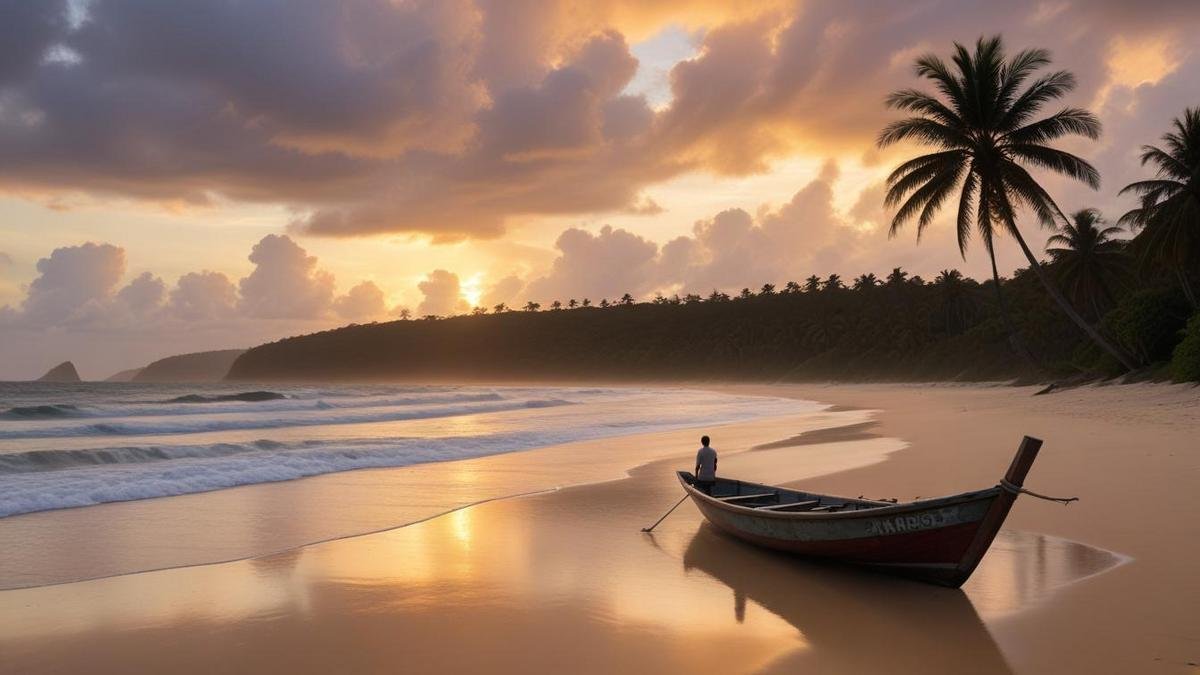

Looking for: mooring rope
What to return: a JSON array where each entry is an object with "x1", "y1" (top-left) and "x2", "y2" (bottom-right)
[{"x1": 999, "y1": 479, "x2": 1079, "y2": 505}]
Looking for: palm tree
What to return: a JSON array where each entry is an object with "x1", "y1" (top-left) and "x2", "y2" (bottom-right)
[
  {"x1": 784, "y1": 281, "x2": 801, "y2": 294},
  {"x1": 620, "y1": 293, "x2": 635, "y2": 305},
  {"x1": 599, "y1": 298, "x2": 610, "y2": 308},
  {"x1": 707, "y1": 289, "x2": 731, "y2": 302},
  {"x1": 550, "y1": 300, "x2": 563, "y2": 311},
  {"x1": 1045, "y1": 209, "x2": 1127, "y2": 320},
  {"x1": 472, "y1": 306, "x2": 487, "y2": 315},
  {"x1": 739, "y1": 287, "x2": 754, "y2": 299},
  {"x1": 886, "y1": 267, "x2": 909, "y2": 287},
  {"x1": 568, "y1": 299, "x2": 578, "y2": 308},
  {"x1": 853, "y1": 273, "x2": 880, "y2": 290},
  {"x1": 803, "y1": 275, "x2": 821, "y2": 293},
  {"x1": 581, "y1": 298, "x2": 591, "y2": 307},
  {"x1": 523, "y1": 301, "x2": 540, "y2": 312},
  {"x1": 760, "y1": 283, "x2": 776, "y2": 295},
  {"x1": 1119, "y1": 107, "x2": 1200, "y2": 308},
  {"x1": 823, "y1": 274, "x2": 844, "y2": 291},
  {"x1": 683, "y1": 293, "x2": 703, "y2": 304},
  {"x1": 397, "y1": 307, "x2": 412, "y2": 320},
  {"x1": 878, "y1": 35, "x2": 1137, "y2": 371},
  {"x1": 934, "y1": 269, "x2": 974, "y2": 334},
  {"x1": 492, "y1": 303, "x2": 508, "y2": 313}
]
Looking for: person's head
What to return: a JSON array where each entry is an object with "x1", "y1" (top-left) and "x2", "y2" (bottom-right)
[{"x1": 701, "y1": 435, "x2": 710, "y2": 447}]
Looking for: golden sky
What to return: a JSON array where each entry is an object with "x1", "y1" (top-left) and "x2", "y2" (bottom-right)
[{"x1": 1, "y1": 0, "x2": 1197, "y2": 378}]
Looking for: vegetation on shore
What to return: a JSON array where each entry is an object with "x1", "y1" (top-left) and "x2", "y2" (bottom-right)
[
  {"x1": 231, "y1": 36, "x2": 1198, "y2": 385},
  {"x1": 228, "y1": 256, "x2": 1194, "y2": 383}
]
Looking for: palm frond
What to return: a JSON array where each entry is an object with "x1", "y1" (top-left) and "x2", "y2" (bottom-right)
[
  {"x1": 997, "y1": 70, "x2": 1076, "y2": 131},
  {"x1": 889, "y1": 163, "x2": 962, "y2": 237},
  {"x1": 1004, "y1": 108, "x2": 1100, "y2": 144},
  {"x1": 877, "y1": 117, "x2": 969, "y2": 148},
  {"x1": 1005, "y1": 144, "x2": 1100, "y2": 188},
  {"x1": 884, "y1": 89, "x2": 963, "y2": 127},
  {"x1": 955, "y1": 169, "x2": 979, "y2": 254},
  {"x1": 885, "y1": 152, "x2": 965, "y2": 205},
  {"x1": 1138, "y1": 145, "x2": 1191, "y2": 180}
]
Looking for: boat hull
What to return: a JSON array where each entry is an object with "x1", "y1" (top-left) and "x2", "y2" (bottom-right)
[{"x1": 679, "y1": 473, "x2": 1008, "y2": 586}]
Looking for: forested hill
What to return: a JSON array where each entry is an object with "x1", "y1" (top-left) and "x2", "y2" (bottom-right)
[{"x1": 227, "y1": 270, "x2": 1196, "y2": 383}]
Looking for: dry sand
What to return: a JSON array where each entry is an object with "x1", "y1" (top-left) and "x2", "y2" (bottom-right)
[{"x1": 0, "y1": 382, "x2": 1197, "y2": 674}]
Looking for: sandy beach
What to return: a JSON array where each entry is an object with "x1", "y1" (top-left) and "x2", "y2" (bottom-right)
[{"x1": 1, "y1": 382, "x2": 1197, "y2": 674}]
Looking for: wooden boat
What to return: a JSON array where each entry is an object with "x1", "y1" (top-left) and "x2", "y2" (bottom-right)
[{"x1": 678, "y1": 435, "x2": 1047, "y2": 587}]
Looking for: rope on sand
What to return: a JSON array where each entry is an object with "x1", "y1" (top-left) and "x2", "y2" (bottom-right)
[{"x1": 1000, "y1": 479, "x2": 1079, "y2": 505}]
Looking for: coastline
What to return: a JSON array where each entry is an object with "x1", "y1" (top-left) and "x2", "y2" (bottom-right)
[
  {"x1": 1, "y1": 381, "x2": 1196, "y2": 673},
  {"x1": 0, "y1": 398, "x2": 874, "y2": 590}
]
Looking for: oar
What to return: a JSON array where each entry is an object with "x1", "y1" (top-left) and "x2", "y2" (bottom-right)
[{"x1": 641, "y1": 495, "x2": 689, "y2": 533}]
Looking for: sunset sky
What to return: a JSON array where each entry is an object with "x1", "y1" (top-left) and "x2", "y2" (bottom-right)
[{"x1": 1, "y1": 0, "x2": 1197, "y2": 379}]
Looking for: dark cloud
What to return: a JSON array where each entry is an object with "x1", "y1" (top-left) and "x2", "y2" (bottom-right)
[
  {"x1": 0, "y1": 0, "x2": 1198, "y2": 240},
  {"x1": 0, "y1": 0, "x2": 68, "y2": 85}
]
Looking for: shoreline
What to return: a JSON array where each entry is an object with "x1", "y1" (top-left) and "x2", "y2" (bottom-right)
[
  {"x1": 0, "y1": 399, "x2": 876, "y2": 590},
  {"x1": 2, "y1": 381, "x2": 1197, "y2": 673}
]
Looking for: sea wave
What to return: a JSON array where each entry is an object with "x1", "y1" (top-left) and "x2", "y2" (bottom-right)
[
  {"x1": 0, "y1": 391, "x2": 508, "y2": 423},
  {"x1": 0, "y1": 384, "x2": 824, "y2": 518},
  {"x1": 0, "y1": 397, "x2": 574, "y2": 439},
  {"x1": 0, "y1": 433, "x2": 557, "y2": 517},
  {"x1": 166, "y1": 391, "x2": 288, "y2": 403},
  {"x1": 2, "y1": 404, "x2": 81, "y2": 419}
]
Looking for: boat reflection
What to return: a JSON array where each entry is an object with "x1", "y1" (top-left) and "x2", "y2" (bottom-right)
[
  {"x1": 963, "y1": 529, "x2": 1126, "y2": 617},
  {"x1": 682, "y1": 523, "x2": 1013, "y2": 674}
]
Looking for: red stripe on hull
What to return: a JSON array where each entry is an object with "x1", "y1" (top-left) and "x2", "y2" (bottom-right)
[{"x1": 706, "y1": 518, "x2": 984, "y2": 566}]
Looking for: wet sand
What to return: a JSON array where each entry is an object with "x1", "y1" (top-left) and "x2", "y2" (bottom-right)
[{"x1": 1, "y1": 382, "x2": 1197, "y2": 673}]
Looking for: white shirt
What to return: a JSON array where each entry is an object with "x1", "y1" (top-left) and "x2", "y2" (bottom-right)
[{"x1": 696, "y1": 445, "x2": 717, "y2": 481}]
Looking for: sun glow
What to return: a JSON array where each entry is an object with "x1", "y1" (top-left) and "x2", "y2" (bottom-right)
[{"x1": 460, "y1": 272, "x2": 483, "y2": 308}]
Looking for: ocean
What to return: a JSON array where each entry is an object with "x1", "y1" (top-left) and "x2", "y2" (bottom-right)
[{"x1": 0, "y1": 382, "x2": 819, "y2": 519}]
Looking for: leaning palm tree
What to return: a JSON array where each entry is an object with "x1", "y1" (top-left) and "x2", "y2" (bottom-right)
[
  {"x1": 878, "y1": 35, "x2": 1137, "y2": 371},
  {"x1": 1045, "y1": 209, "x2": 1127, "y2": 320},
  {"x1": 1119, "y1": 107, "x2": 1200, "y2": 308}
]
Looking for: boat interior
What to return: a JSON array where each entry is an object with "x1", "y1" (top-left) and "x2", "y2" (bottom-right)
[{"x1": 680, "y1": 472, "x2": 896, "y2": 513}]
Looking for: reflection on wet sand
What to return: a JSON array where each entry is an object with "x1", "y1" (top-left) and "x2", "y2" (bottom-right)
[
  {"x1": 683, "y1": 524, "x2": 1012, "y2": 674},
  {"x1": 682, "y1": 524, "x2": 1126, "y2": 674},
  {"x1": 964, "y1": 529, "x2": 1127, "y2": 617},
  {"x1": 0, "y1": 429, "x2": 1127, "y2": 674}
]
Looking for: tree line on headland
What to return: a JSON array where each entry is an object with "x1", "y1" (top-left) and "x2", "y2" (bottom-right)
[{"x1": 229, "y1": 37, "x2": 1199, "y2": 384}]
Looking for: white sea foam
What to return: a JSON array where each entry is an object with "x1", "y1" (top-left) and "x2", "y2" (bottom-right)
[
  {"x1": 0, "y1": 397, "x2": 574, "y2": 439},
  {"x1": 0, "y1": 384, "x2": 820, "y2": 518}
]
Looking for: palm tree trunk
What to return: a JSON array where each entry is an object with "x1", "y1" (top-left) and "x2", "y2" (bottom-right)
[
  {"x1": 1007, "y1": 225, "x2": 1141, "y2": 372},
  {"x1": 987, "y1": 250, "x2": 1041, "y2": 372}
]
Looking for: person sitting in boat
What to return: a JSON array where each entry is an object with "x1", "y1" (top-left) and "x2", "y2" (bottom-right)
[{"x1": 695, "y1": 436, "x2": 718, "y2": 494}]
